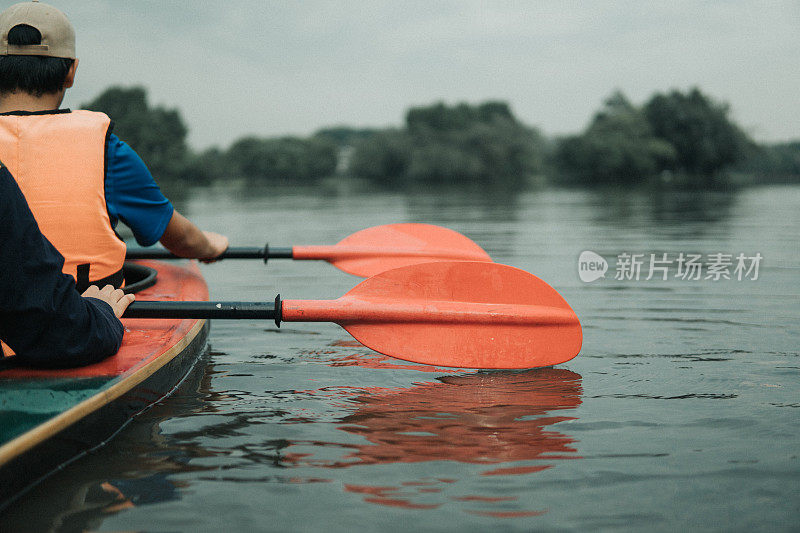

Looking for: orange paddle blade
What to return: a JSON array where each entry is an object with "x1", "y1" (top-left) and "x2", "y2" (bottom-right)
[
  {"x1": 292, "y1": 223, "x2": 492, "y2": 277},
  {"x1": 281, "y1": 262, "x2": 582, "y2": 369}
]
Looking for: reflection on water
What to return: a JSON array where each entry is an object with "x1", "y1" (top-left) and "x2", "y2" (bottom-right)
[
  {"x1": 325, "y1": 340, "x2": 466, "y2": 373},
  {"x1": 402, "y1": 185, "x2": 523, "y2": 260},
  {"x1": 331, "y1": 368, "x2": 582, "y2": 469},
  {"x1": 586, "y1": 186, "x2": 739, "y2": 236},
  {"x1": 0, "y1": 352, "x2": 215, "y2": 531},
  {"x1": 648, "y1": 188, "x2": 738, "y2": 225},
  {"x1": 5, "y1": 183, "x2": 798, "y2": 531},
  {"x1": 403, "y1": 184, "x2": 523, "y2": 224},
  {"x1": 279, "y1": 366, "x2": 582, "y2": 512},
  {"x1": 5, "y1": 354, "x2": 584, "y2": 525}
]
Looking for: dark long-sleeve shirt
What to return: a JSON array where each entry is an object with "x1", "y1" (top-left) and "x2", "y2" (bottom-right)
[{"x1": 0, "y1": 164, "x2": 124, "y2": 367}]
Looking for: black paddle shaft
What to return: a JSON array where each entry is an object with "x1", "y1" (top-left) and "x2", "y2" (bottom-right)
[
  {"x1": 123, "y1": 295, "x2": 283, "y2": 327},
  {"x1": 125, "y1": 245, "x2": 293, "y2": 263}
]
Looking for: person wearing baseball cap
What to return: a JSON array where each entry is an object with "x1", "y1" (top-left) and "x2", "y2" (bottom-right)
[
  {"x1": 0, "y1": 1, "x2": 228, "y2": 293},
  {"x1": 0, "y1": 0, "x2": 75, "y2": 59}
]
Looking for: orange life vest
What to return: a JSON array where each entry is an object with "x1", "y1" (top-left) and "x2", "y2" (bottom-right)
[{"x1": 0, "y1": 110, "x2": 126, "y2": 288}]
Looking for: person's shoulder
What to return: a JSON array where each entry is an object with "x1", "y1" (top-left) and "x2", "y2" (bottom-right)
[
  {"x1": 71, "y1": 109, "x2": 112, "y2": 129},
  {"x1": 106, "y1": 133, "x2": 144, "y2": 164},
  {"x1": 73, "y1": 109, "x2": 110, "y2": 120}
]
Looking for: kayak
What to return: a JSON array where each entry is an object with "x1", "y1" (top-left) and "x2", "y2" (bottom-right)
[{"x1": 0, "y1": 260, "x2": 210, "y2": 511}]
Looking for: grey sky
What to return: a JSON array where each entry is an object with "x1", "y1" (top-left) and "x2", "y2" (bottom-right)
[{"x1": 49, "y1": 1, "x2": 800, "y2": 149}]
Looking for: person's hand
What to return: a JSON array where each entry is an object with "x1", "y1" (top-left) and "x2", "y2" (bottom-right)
[
  {"x1": 199, "y1": 231, "x2": 229, "y2": 263},
  {"x1": 82, "y1": 285, "x2": 135, "y2": 318}
]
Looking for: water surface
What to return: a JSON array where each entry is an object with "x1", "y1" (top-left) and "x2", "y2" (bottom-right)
[{"x1": 4, "y1": 183, "x2": 798, "y2": 532}]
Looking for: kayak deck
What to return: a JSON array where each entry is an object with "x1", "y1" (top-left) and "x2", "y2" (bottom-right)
[{"x1": 0, "y1": 260, "x2": 210, "y2": 511}]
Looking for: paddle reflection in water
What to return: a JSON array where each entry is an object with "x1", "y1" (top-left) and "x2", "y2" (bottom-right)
[{"x1": 282, "y1": 356, "x2": 583, "y2": 514}]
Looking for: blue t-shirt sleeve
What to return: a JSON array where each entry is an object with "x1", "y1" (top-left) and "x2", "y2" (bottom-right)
[{"x1": 105, "y1": 134, "x2": 174, "y2": 246}]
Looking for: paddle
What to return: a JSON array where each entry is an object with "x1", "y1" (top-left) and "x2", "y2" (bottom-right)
[
  {"x1": 125, "y1": 223, "x2": 492, "y2": 278},
  {"x1": 124, "y1": 261, "x2": 582, "y2": 369}
]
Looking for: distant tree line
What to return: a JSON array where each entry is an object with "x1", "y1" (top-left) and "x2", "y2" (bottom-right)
[
  {"x1": 82, "y1": 86, "x2": 338, "y2": 184},
  {"x1": 555, "y1": 91, "x2": 676, "y2": 185},
  {"x1": 555, "y1": 88, "x2": 756, "y2": 186},
  {"x1": 348, "y1": 102, "x2": 545, "y2": 189},
  {"x1": 83, "y1": 86, "x2": 798, "y2": 189},
  {"x1": 731, "y1": 141, "x2": 800, "y2": 184}
]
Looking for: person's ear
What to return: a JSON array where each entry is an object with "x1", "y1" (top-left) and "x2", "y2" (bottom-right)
[{"x1": 64, "y1": 59, "x2": 79, "y2": 89}]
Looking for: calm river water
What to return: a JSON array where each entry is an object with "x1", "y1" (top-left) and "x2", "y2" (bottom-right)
[{"x1": 5, "y1": 182, "x2": 799, "y2": 532}]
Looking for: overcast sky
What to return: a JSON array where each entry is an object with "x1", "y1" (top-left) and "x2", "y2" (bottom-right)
[{"x1": 49, "y1": 1, "x2": 800, "y2": 149}]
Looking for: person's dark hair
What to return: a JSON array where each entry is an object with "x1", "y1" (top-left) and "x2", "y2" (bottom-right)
[{"x1": 0, "y1": 24, "x2": 74, "y2": 96}]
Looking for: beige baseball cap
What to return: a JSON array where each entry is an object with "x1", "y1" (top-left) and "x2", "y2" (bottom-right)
[{"x1": 0, "y1": 1, "x2": 75, "y2": 59}]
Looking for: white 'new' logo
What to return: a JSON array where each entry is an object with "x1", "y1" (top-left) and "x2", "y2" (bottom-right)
[{"x1": 578, "y1": 251, "x2": 608, "y2": 282}]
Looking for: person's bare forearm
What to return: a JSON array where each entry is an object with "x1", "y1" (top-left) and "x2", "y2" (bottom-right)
[
  {"x1": 160, "y1": 211, "x2": 209, "y2": 257},
  {"x1": 159, "y1": 211, "x2": 228, "y2": 260}
]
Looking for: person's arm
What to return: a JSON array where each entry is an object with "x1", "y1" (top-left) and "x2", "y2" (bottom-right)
[
  {"x1": 0, "y1": 166, "x2": 133, "y2": 367},
  {"x1": 159, "y1": 211, "x2": 229, "y2": 262},
  {"x1": 105, "y1": 135, "x2": 228, "y2": 260}
]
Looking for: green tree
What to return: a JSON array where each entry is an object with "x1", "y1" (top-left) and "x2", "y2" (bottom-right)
[
  {"x1": 348, "y1": 130, "x2": 412, "y2": 186},
  {"x1": 82, "y1": 86, "x2": 190, "y2": 181},
  {"x1": 555, "y1": 91, "x2": 675, "y2": 184},
  {"x1": 406, "y1": 101, "x2": 516, "y2": 133},
  {"x1": 734, "y1": 141, "x2": 800, "y2": 183},
  {"x1": 179, "y1": 147, "x2": 228, "y2": 185},
  {"x1": 350, "y1": 101, "x2": 543, "y2": 188},
  {"x1": 226, "y1": 136, "x2": 337, "y2": 183},
  {"x1": 644, "y1": 87, "x2": 753, "y2": 183}
]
